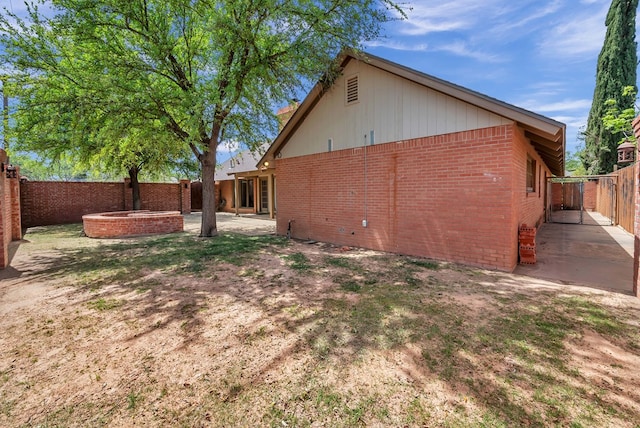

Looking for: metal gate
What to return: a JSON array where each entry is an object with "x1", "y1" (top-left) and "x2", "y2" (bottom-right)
[
  {"x1": 547, "y1": 177, "x2": 614, "y2": 225},
  {"x1": 547, "y1": 179, "x2": 583, "y2": 224}
]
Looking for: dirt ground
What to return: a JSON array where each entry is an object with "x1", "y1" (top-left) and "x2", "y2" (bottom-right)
[{"x1": 1, "y1": 214, "x2": 640, "y2": 427}]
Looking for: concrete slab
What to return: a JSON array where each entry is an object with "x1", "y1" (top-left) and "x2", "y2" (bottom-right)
[
  {"x1": 548, "y1": 209, "x2": 613, "y2": 226},
  {"x1": 515, "y1": 212, "x2": 634, "y2": 295},
  {"x1": 183, "y1": 212, "x2": 276, "y2": 236}
]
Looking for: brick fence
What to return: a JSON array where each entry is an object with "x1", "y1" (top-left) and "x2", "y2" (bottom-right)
[
  {"x1": 0, "y1": 149, "x2": 22, "y2": 269},
  {"x1": 20, "y1": 178, "x2": 191, "y2": 228}
]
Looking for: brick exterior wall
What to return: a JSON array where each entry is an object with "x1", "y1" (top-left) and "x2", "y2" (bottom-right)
[
  {"x1": 276, "y1": 124, "x2": 547, "y2": 272},
  {"x1": 513, "y1": 126, "x2": 550, "y2": 230},
  {"x1": 21, "y1": 179, "x2": 191, "y2": 228},
  {"x1": 0, "y1": 149, "x2": 22, "y2": 269}
]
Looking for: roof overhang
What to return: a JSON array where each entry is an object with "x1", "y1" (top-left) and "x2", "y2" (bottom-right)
[
  {"x1": 260, "y1": 50, "x2": 566, "y2": 176},
  {"x1": 225, "y1": 168, "x2": 275, "y2": 180}
]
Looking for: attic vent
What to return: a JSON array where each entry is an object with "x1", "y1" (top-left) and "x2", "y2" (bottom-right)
[{"x1": 345, "y1": 74, "x2": 359, "y2": 105}]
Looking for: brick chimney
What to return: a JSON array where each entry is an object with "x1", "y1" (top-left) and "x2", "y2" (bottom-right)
[{"x1": 276, "y1": 101, "x2": 299, "y2": 131}]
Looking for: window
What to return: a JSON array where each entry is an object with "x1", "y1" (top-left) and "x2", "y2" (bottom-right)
[
  {"x1": 240, "y1": 179, "x2": 254, "y2": 208},
  {"x1": 526, "y1": 155, "x2": 536, "y2": 193},
  {"x1": 345, "y1": 74, "x2": 359, "y2": 105}
]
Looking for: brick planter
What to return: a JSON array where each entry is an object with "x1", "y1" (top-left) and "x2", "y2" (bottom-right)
[{"x1": 82, "y1": 210, "x2": 183, "y2": 238}]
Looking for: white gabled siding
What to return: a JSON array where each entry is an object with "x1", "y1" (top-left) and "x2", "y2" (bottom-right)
[{"x1": 280, "y1": 60, "x2": 511, "y2": 159}]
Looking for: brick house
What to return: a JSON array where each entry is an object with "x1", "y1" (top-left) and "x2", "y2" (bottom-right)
[{"x1": 259, "y1": 51, "x2": 565, "y2": 272}]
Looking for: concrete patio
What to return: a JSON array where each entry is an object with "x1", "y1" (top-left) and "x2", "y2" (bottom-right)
[
  {"x1": 515, "y1": 211, "x2": 634, "y2": 295},
  {"x1": 183, "y1": 212, "x2": 276, "y2": 236}
]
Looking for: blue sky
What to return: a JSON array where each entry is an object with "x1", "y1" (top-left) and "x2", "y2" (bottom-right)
[
  {"x1": 363, "y1": 0, "x2": 633, "y2": 158},
  {"x1": 1, "y1": 0, "x2": 635, "y2": 163}
]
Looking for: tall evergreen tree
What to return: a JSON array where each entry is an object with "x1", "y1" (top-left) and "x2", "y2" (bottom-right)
[{"x1": 583, "y1": 0, "x2": 638, "y2": 174}]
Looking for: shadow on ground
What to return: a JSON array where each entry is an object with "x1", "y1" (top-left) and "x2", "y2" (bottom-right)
[{"x1": 1, "y1": 223, "x2": 640, "y2": 427}]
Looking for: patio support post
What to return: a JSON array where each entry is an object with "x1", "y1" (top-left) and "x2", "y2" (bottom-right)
[
  {"x1": 268, "y1": 173, "x2": 274, "y2": 219},
  {"x1": 234, "y1": 174, "x2": 239, "y2": 216}
]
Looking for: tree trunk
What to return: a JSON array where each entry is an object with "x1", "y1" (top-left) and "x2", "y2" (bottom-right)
[
  {"x1": 129, "y1": 166, "x2": 142, "y2": 210},
  {"x1": 200, "y1": 148, "x2": 218, "y2": 237}
]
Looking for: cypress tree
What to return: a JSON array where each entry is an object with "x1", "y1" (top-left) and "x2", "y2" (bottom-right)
[{"x1": 583, "y1": 0, "x2": 638, "y2": 174}]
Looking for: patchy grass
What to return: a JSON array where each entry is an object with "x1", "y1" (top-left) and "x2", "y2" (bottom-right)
[
  {"x1": 28, "y1": 224, "x2": 286, "y2": 289},
  {"x1": 88, "y1": 298, "x2": 123, "y2": 311},
  {"x1": 282, "y1": 252, "x2": 312, "y2": 271},
  {"x1": 1, "y1": 224, "x2": 640, "y2": 427}
]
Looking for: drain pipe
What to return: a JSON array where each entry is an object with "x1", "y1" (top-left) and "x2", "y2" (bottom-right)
[
  {"x1": 362, "y1": 131, "x2": 374, "y2": 228},
  {"x1": 363, "y1": 133, "x2": 368, "y2": 227}
]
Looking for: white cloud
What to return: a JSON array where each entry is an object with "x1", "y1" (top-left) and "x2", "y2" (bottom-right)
[
  {"x1": 537, "y1": 2, "x2": 608, "y2": 60},
  {"x1": 520, "y1": 99, "x2": 593, "y2": 113},
  {"x1": 434, "y1": 41, "x2": 505, "y2": 63},
  {"x1": 366, "y1": 38, "x2": 503, "y2": 63},
  {"x1": 365, "y1": 40, "x2": 429, "y2": 52},
  {"x1": 395, "y1": 0, "x2": 563, "y2": 39},
  {"x1": 397, "y1": 1, "x2": 506, "y2": 36},
  {"x1": 486, "y1": 0, "x2": 562, "y2": 38},
  {"x1": 553, "y1": 115, "x2": 588, "y2": 128}
]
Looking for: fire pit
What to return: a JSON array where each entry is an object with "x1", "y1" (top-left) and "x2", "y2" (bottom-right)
[{"x1": 82, "y1": 210, "x2": 184, "y2": 238}]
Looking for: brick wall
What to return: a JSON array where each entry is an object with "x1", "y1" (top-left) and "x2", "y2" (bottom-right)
[
  {"x1": 632, "y1": 115, "x2": 640, "y2": 297},
  {"x1": 512, "y1": 126, "x2": 552, "y2": 268},
  {"x1": 179, "y1": 180, "x2": 191, "y2": 215},
  {"x1": 513, "y1": 126, "x2": 551, "y2": 229},
  {"x1": 550, "y1": 183, "x2": 563, "y2": 210},
  {"x1": 1, "y1": 149, "x2": 9, "y2": 268},
  {"x1": 583, "y1": 181, "x2": 597, "y2": 211},
  {"x1": 123, "y1": 179, "x2": 189, "y2": 213},
  {"x1": 0, "y1": 149, "x2": 22, "y2": 269},
  {"x1": 276, "y1": 125, "x2": 528, "y2": 271},
  {"x1": 21, "y1": 179, "x2": 191, "y2": 228}
]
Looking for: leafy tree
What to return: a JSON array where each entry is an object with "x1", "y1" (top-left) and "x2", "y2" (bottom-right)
[
  {"x1": 565, "y1": 149, "x2": 588, "y2": 176},
  {"x1": 582, "y1": 0, "x2": 638, "y2": 174},
  {"x1": 5, "y1": 37, "x2": 193, "y2": 208},
  {"x1": 0, "y1": 0, "x2": 403, "y2": 236},
  {"x1": 10, "y1": 151, "x2": 88, "y2": 181},
  {"x1": 602, "y1": 85, "x2": 638, "y2": 145}
]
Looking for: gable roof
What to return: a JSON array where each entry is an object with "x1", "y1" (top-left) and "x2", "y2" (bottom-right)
[
  {"x1": 215, "y1": 149, "x2": 265, "y2": 181},
  {"x1": 260, "y1": 50, "x2": 566, "y2": 176}
]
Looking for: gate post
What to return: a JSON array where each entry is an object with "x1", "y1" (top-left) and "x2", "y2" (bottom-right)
[
  {"x1": 633, "y1": 162, "x2": 640, "y2": 297},
  {"x1": 632, "y1": 116, "x2": 640, "y2": 297}
]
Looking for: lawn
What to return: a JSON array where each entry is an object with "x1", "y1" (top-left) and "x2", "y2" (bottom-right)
[{"x1": 1, "y1": 224, "x2": 639, "y2": 427}]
